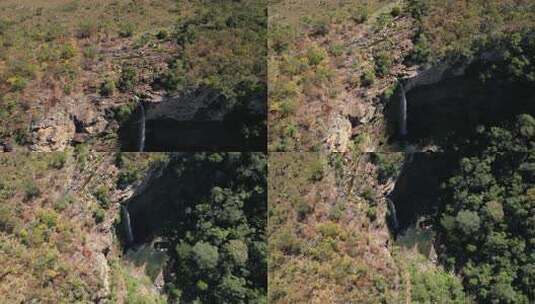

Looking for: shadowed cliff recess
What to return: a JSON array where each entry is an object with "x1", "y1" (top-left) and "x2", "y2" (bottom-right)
[{"x1": 118, "y1": 152, "x2": 267, "y2": 303}]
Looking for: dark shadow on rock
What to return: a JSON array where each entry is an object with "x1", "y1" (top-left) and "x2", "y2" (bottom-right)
[
  {"x1": 385, "y1": 75, "x2": 535, "y2": 150},
  {"x1": 118, "y1": 87, "x2": 266, "y2": 152},
  {"x1": 389, "y1": 153, "x2": 459, "y2": 232}
]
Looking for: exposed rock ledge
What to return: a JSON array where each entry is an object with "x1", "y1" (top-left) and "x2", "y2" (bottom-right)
[{"x1": 30, "y1": 95, "x2": 109, "y2": 151}]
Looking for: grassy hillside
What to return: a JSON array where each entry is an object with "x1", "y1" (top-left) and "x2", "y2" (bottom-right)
[
  {"x1": 0, "y1": 152, "x2": 268, "y2": 303},
  {"x1": 0, "y1": 0, "x2": 267, "y2": 150},
  {"x1": 268, "y1": 0, "x2": 409, "y2": 151},
  {"x1": 268, "y1": 0, "x2": 535, "y2": 152},
  {"x1": 0, "y1": 152, "x2": 165, "y2": 302},
  {"x1": 268, "y1": 152, "x2": 466, "y2": 303},
  {"x1": 0, "y1": 0, "x2": 177, "y2": 145}
]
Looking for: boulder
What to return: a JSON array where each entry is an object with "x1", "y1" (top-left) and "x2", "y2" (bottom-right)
[
  {"x1": 324, "y1": 114, "x2": 352, "y2": 152},
  {"x1": 30, "y1": 111, "x2": 76, "y2": 151}
]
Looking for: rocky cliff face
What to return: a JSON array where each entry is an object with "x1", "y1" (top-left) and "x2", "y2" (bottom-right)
[{"x1": 30, "y1": 95, "x2": 109, "y2": 151}]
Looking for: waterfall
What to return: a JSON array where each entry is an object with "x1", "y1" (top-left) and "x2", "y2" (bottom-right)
[
  {"x1": 121, "y1": 205, "x2": 134, "y2": 245},
  {"x1": 399, "y1": 82, "x2": 408, "y2": 137},
  {"x1": 387, "y1": 199, "x2": 399, "y2": 232},
  {"x1": 138, "y1": 102, "x2": 146, "y2": 152}
]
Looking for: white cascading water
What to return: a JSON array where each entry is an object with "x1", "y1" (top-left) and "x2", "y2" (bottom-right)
[
  {"x1": 399, "y1": 82, "x2": 408, "y2": 137},
  {"x1": 138, "y1": 102, "x2": 146, "y2": 152},
  {"x1": 121, "y1": 205, "x2": 134, "y2": 245},
  {"x1": 387, "y1": 199, "x2": 399, "y2": 232}
]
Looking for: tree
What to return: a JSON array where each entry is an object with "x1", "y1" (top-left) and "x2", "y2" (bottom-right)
[
  {"x1": 455, "y1": 210, "x2": 480, "y2": 235},
  {"x1": 438, "y1": 116, "x2": 535, "y2": 303},
  {"x1": 163, "y1": 153, "x2": 266, "y2": 303},
  {"x1": 192, "y1": 241, "x2": 219, "y2": 270}
]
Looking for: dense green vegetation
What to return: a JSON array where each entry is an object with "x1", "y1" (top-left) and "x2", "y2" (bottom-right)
[
  {"x1": 160, "y1": 0, "x2": 267, "y2": 147},
  {"x1": 473, "y1": 29, "x2": 535, "y2": 84},
  {"x1": 160, "y1": 153, "x2": 267, "y2": 303},
  {"x1": 437, "y1": 115, "x2": 535, "y2": 303},
  {"x1": 393, "y1": 246, "x2": 467, "y2": 304},
  {"x1": 407, "y1": 0, "x2": 535, "y2": 67}
]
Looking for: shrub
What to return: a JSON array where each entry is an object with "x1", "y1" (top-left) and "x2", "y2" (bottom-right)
[
  {"x1": 118, "y1": 22, "x2": 135, "y2": 38},
  {"x1": 8, "y1": 59, "x2": 36, "y2": 78},
  {"x1": 93, "y1": 208, "x2": 105, "y2": 224},
  {"x1": 74, "y1": 144, "x2": 89, "y2": 166},
  {"x1": 117, "y1": 168, "x2": 140, "y2": 189},
  {"x1": 273, "y1": 228, "x2": 302, "y2": 255},
  {"x1": 295, "y1": 198, "x2": 312, "y2": 221},
  {"x1": 44, "y1": 23, "x2": 67, "y2": 42},
  {"x1": 118, "y1": 65, "x2": 137, "y2": 92},
  {"x1": 156, "y1": 29, "x2": 169, "y2": 40},
  {"x1": 60, "y1": 43, "x2": 76, "y2": 60},
  {"x1": 310, "y1": 238, "x2": 337, "y2": 261},
  {"x1": 361, "y1": 186, "x2": 375, "y2": 202},
  {"x1": 76, "y1": 20, "x2": 96, "y2": 39},
  {"x1": 313, "y1": 66, "x2": 334, "y2": 85},
  {"x1": 38, "y1": 209, "x2": 59, "y2": 228},
  {"x1": 93, "y1": 186, "x2": 110, "y2": 209},
  {"x1": 114, "y1": 103, "x2": 135, "y2": 123},
  {"x1": 361, "y1": 69, "x2": 375, "y2": 86},
  {"x1": 329, "y1": 43, "x2": 345, "y2": 57},
  {"x1": 391, "y1": 6, "x2": 402, "y2": 17},
  {"x1": 14, "y1": 128, "x2": 29, "y2": 145},
  {"x1": 280, "y1": 55, "x2": 308, "y2": 76},
  {"x1": 24, "y1": 181, "x2": 41, "y2": 201},
  {"x1": 318, "y1": 222, "x2": 341, "y2": 239},
  {"x1": 307, "y1": 159, "x2": 324, "y2": 181},
  {"x1": 309, "y1": 20, "x2": 329, "y2": 36},
  {"x1": 83, "y1": 46, "x2": 97, "y2": 59},
  {"x1": 270, "y1": 25, "x2": 292, "y2": 53},
  {"x1": 347, "y1": 73, "x2": 360, "y2": 88},
  {"x1": 99, "y1": 78, "x2": 116, "y2": 96},
  {"x1": 280, "y1": 98, "x2": 298, "y2": 117},
  {"x1": 48, "y1": 152, "x2": 67, "y2": 169},
  {"x1": 55, "y1": 195, "x2": 74, "y2": 211},
  {"x1": 372, "y1": 153, "x2": 403, "y2": 183},
  {"x1": 158, "y1": 60, "x2": 187, "y2": 92},
  {"x1": 133, "y1": 32, "x2": 152, "y2": 49},
  {"x1": 366, "y1": 206, "x2": 377, "y2": 221},
  {"x1": 114, "y1": 153, "x2": 125, "y2": 168},
  {"x1": 375, "y1": 13, "x2": 393, "y2": 31},
  {"x1": 410, "y1": 34, "x2": 432, "y2": 64},
  {"x1": 306, "y1": 46, "x2": 327, "y2": 66},
  {"x1": 0, "y1": 205, "x2": 17, "y2": 233},
  {"x1": 351, "y1": 7, "x2": 368, "y2": 24},
  {"x1": 63, "y1": 82, "x2": 73, "y2": 95},
  {"x1": 374, "y1": 51, "x2": 393, "y2": 76},
  {"x1": 7, "y1": 76, "x2": 27, "y2": 92},
  {"x1": 329, "y1": 202, "x2": 345, "y2": 221},
  {"x1": 407, "y1": 0, "x2": 429, "y2": 20}
]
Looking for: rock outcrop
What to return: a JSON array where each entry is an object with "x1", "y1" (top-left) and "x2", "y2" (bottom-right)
[
  {"x1": 30, "y1": 110, "x2": 76, "y2": 151},
  {"x1": 30, "y1": 95, "x2": 109, "y2": 151}
]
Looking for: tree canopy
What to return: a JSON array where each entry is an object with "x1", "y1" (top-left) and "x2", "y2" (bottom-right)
[
  {"x1": 438, "y1": 114, "x2": 535, "y2": 303},
  {"x1": 163, "y1": 153, "x2": 267, "y2": 304}
]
